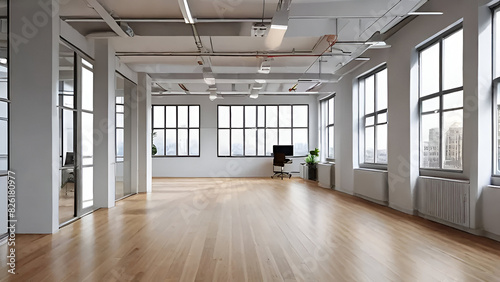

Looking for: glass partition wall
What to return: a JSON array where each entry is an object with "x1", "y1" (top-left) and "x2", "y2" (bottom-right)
[
  {"x1": 0, "y1": 7, "x2": 9, "y2": 239},
  {"x1": 58, "y1": 41, "x2": 95, "y2": 225},
  {"x1": 115, "y1": 73, "x2": 134, "y2": 200}
]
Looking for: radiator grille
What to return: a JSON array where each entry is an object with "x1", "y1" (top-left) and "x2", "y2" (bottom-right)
[{"x1": 417, "y1": 177, "x2": 470, "y2": 227}]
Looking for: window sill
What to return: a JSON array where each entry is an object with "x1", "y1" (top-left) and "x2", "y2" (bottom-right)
[
  {"x1": 359, "y1": 164, "x2": 387, "y2": 171},
  {"x1": 355, "y1": 167, "x2": 387, "y2": 173},
  {"x1": 419, "y1": 169, "x2": 466, "y2": 180}
]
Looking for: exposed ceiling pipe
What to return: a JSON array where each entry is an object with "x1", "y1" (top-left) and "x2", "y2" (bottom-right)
[
  {"x1": 115, "y1": 51, "x2": 351, "y2": 57},
  {"x1": 62, "y1": 17, "x2": 273, "y2": 23}
]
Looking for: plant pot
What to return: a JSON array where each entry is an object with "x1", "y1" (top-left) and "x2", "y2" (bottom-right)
[{"x1": 307, "y1": 164, "x2": 317, "y2": 181}]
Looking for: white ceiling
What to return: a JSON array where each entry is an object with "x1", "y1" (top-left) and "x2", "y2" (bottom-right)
[{"x1": 60, "y1": 0, "x2": 427, "y2": 97}]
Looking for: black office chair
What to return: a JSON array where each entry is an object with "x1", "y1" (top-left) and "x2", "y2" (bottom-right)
[{"x1": 272, "y1": 152, "x2": 292, "y2": 180}]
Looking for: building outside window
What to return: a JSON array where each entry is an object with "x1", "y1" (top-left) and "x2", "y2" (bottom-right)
[
  {"x1": 418, "y1": 26, "x2": 463, "y2": 171},
  {"x1": 359, "y1": 66, "x2": 388, "y2": 166},
  {"x1": 321, "y1": 95, "x2": 335, "y2": 160}
]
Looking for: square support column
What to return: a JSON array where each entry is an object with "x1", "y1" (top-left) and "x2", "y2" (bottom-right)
[
  {"x1": 137, "y1": 73, "x2": 151, "y2": 193},
  {"x1": 93, "y1": 39, "x2": 115, "y2": 208},
  {"x1": 10, "y1": 0, "x2": 60, "y2": 233}
]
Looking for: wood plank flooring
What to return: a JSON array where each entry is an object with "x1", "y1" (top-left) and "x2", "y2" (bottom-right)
[{"x1": 1, "y1": 178, "x2": 500, "y2": 281}]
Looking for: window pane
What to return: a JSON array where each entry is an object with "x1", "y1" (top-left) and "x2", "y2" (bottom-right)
[
  {"x1": 376, "y1": 69, "x2": 388, "y2": 111},
  {"x1": 153, "y1": 106, "x2": 164, "y2": 128},
  {"x1": 231, "y1": 106, "x2": 244, "y2": 128},
  {"x1": 377, "y1": 113, "x2": 387, "y2": 124},
  {"x1": 257, "y1": 129, "x2": 265, "y2": 156},
  {"x1": 165, "y1": 129, "x2": 177, "y2": 155},
  {"x1": 266, "y1": 129, "x2": 278, "y2": 156},
  {"x1": 81, "y1": 65, "x2": 93, "y2": 111},
  {"x1": 81, "y1": 112, "x2": 93, "y2": 160},
  {"x1": 219, "y1": 106, "x2": 230, "y2": 128},
  {"x1": 189, "y1": 129, "x2": 199, "y2": 156},
  {"x1": 231, "y1": 129, "x2": 244, "y2": 156},
  {"x1": 293, "y1": 105, "x2": 308, "y2": 127},
  {"x1": 328, "y1": 99, "x2": 334, "y2": 125},
  {"x1": 178, "y1": 129, "x2": 188, "y2": 156},
  {"x1": 218, "y1": 129, "x2": 230, "y2": 156},
  {"x1": 279, "y1": 106, "x2": 291, "y2": 127},
  {"x1": 178, "y1": 106, "x2": 188, "y2": 128},
  {"x1": 0, "y1": 120, "x2": 6, "y2": 155},
  {"x1": 166, "y1": 106, "x2": 177, "y2": 128},
  {"x1": 116, "y1": 113, "x2": 124, "y2": 128},
  {"x1": 153, "y1": 129, "x2": 164, "y2": 155},
  {"x1": 81, "y1": 167, "x2": 93, "y2": 209},
  {"x1": 293, "y1": 129, "x2": 308, "y2": 156},
  {"x1": 420, "y1": 43, "x2": 440, "y2": 97},
  {"x1": 328, "y1": 127, "x2": 334, "y2": 159},
  {"x1": 365, "y1": 75, "x2": 375, "y2": 114},
  {"x1": 116, "y1": 105, "x2": 124, "y2": 113},
  {"x1": 421, "y1": 113, "x2": 440, "y2": 168},
  {"x1": 189, "y1": 106, "x2": 200, "y2": 128},
  {"x1": 245, "y1": 106, "x2": 256, "y2": 128},
  {"x1": 0, "y1": 156, "x2": 6, "y2": 171},
  {"x1": 0, "y1": 81, "x2": 6, "y2": 100},
  {"x1": 245, "y1": 129, "x2": 257, "y2": 156},
  {"x1": 365, "y1": 126, "x2": 375, "y2": 163},
  {"x1": 443, "y1": 91, "x2": 463, "y2": 110},
  {"x1": 279, "y1": 129, "x2": 291, "y2": 145},
  {"x1": 0, "y1": 102, "x2": 7, "y2": 119},
  {"x1": 376, "y1": 124, "x2": 387, "y2": 164},
  {"x1": 443, "y1": 110, "x2": 463, "y2": 170},
  {"x1": 496, "y1": 9, "x2": 500, "y2": 78},
  {"x1": 366, "y1": 116, "x2": 375, "y2": 126},
  {"x1": 422, "y1": 97, "x2": 440, "y2": 113},
  {"x1": 116, "y1": 96, "x2": 124, "y2": 104},
  {"x1": 266, "y1": 106, "x2": 278, "y2": 127},
  {"x1": 257, "y1": 106, "x2": 265, "y2": 127},
  {"x1": 61, "y1": 109, "x2": 74, "y2": 166},
  {"x1": 443, "y1": 29, "x2": 463, "y2": 90},
  {"x1": 116, "y1": 128, "x2": 124, "y2": 157}
]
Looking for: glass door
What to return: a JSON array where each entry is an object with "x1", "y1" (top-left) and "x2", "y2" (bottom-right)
[
  {"x1": 58, "y1": 42, "x2": 77, "y2": 224},
  {"x1": 115, "y1": 73, "x2": 135, "y2": 200}
]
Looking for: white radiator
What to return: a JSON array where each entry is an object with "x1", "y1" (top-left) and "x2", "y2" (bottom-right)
[
  {"x1": 318, "y1": 163, "x2": 333, "y2": 188},
  {"x1": 417, "y1": 177, "x2": 470, "y2": 227}
]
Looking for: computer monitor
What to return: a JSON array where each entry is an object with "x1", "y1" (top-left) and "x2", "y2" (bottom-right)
[{"x1": 273, "y1": 145, "x2": 294, "y2": 156}]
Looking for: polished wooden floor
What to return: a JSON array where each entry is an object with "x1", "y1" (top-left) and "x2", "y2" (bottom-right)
[{"x1": 1, "y1": 178, "x2": 500, "y2": 281}]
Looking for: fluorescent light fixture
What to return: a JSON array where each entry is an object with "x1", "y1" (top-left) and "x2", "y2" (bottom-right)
[
  {"x1": 202, "y1": 67, "x2": 216, "y2": 85},
  {"x1": 249, "y1": 88, "x2": 259, "y2": 99},
  {"x1": 354, "y1": 57, "x2": 370, "y2": 61},
  {"x1": 252, "y1": 83, "x2": 263, "y2": 90},
  {"x1": 209, "y1": 89, "x2": 217, "y2": 101},
  {"x1": 255, "y1": 79, "x2": 267, "y2": 84},
  {"x1": 178, "y1": 0, "x2": 195, "y2": 24},
  {"x1": 258, "y1": 59, "x2": 272, "y2": 74},
  {"x1": 265, "y1": 0, "x2": 290, "y2": 50},
  {"x1": 407, "y1": 11, "x2": 443, "y2": 16},
  {"x1": 0, "y1": 58, "x2": 7, "y2": 64}
]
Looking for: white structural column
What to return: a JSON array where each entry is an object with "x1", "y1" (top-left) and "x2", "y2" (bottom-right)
[
  {"x1": 93, "y1": 39, "x2": 116, "y2": 208},
  {"x1": 10, "y1": 0, "x2": 60, "y2": 233},
  {"x1": 137, "y1": 73, "x2": 152, "y2": 193}
]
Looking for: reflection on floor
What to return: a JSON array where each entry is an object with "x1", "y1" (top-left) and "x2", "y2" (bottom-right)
[{"x1": 59, "y1": 182, "x2": 74, "y2": 224}]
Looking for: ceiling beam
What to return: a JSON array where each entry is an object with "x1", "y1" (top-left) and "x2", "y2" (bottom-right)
[{"x1": 84, "y1": 0, "x2": 129, "y2": 37}]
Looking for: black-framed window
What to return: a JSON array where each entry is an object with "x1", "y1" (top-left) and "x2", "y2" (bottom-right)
[
  {"x1": 359, "y1": 66, "x2": 388, "y2": 165},
  {"x1": 116, "y1": 96, "x2": 124, "y2": 162},
  {"x1": 322, "y1": 95, "x2": 335, "y2": 160},
  {"x1": 152, "y1": 105, "x2": 200, "y2": 157},
  {"x1": 493, "y1": 7, "x2": 500, "y2": 177},
  {"x1": 217, "y1": 105, "x2": 309, "y2": 157},
  {"x1": 0, "y1": 37, "x2": 8, "y2": 176},
  {"x1": 419, "y1": 26, "x2": 463, "y2": 171}
]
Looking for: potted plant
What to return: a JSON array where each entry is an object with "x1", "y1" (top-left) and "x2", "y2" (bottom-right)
[
  {"x1": 152, "y1": 132, "x2": 157, "y2": 156},
  {"x1": 305, "y1": 148, "x2": 319, "y2": 180}
]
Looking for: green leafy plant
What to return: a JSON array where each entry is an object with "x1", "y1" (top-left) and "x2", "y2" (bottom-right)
[
  {"x1": 152, "y1": 132, "x2": 157, "y2": 155},
  {"x1": 305, "y1": 148, "x2": 320, "y2": 165}
]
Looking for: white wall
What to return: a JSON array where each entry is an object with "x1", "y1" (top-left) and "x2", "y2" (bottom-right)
[
  {"x1": 331, "y1": 0, "x2": 496, "y2": 233},
  {"x1": 151, "y1": 95, "x2": 318, "y2": 177}
]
